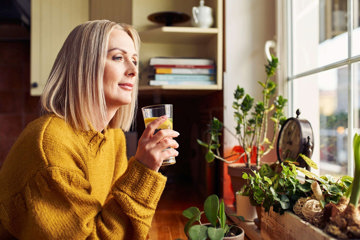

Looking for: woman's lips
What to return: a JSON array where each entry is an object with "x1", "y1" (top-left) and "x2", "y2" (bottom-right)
[{"x1": 118, "y1": 83, "x2": 133, "y2": 91}]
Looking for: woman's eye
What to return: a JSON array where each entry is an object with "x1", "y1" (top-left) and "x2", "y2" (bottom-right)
[
  {"x1": 132, "y1": 60, "x2": 138, "y2": 66},
  {"x1": 113, "y1": 56, "x2": 123, "y2": 61}
]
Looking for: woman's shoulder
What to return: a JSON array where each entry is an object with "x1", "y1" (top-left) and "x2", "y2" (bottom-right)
[
  {"x1": 18, "y1": 114, "x2": 86, "y2": 167},
  {"x1": 24, "y1": 114, "x2": 68, "y2": 135}
]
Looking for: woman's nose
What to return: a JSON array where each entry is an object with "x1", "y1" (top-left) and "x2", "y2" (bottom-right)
[{"x1": 125, "y1": 60, "x2": 137, "y2": 77}]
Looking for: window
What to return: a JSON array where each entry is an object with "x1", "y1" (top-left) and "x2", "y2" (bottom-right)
[{"x1": 282, "y1": 0, "x2": 360, "y2": 177}]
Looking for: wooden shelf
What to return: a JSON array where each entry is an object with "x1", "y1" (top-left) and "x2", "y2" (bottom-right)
[
  {"x1": 138, "y1": 85, "x2": 222, "y2": 96},
  {"x1": 139, "y1": 84, "x2": 221, "y2": 91},
  {"x1": 139, "y1": 26, "x2": 219, "y2": 44}
]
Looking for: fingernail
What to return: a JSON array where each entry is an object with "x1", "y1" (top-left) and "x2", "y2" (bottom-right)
[{"x1": 175, "y1": 131, "x2": 180, "y2": 136}]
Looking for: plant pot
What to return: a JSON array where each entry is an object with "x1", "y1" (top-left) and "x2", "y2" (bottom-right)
[
  {"x1": 191, "y1": 224, "x2": 245, "y2": 240},
  {"x1": 227, "y1": 163, "x2": 258, "y2": 194},
  {"x1": 235, "y1": 193, "x2": 257, "y2": 221},
  {"x1": 224, "y1": 225, "x2": 245, "y2": 240}
]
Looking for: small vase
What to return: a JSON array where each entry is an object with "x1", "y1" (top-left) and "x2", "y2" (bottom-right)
[{"x1": 235, "y1": 193, "x2": 257, "y2": 221}]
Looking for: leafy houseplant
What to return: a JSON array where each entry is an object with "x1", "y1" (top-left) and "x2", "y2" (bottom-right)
[
  {"x1": 182, "y1": 194, "x2": 244, "y2": 240},
  {"x1": 197, "y1": 55, "x2": 287, "y2": 168},
  {"x1": 241, "y1": 161, "x2": 311, "y2": 214},
  {"x1": 241, "y1": 155, "x2": 352, "y2": 215}
]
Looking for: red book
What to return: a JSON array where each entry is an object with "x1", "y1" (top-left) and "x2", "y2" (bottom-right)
[{"x1": 152, "y1": 64, "x2": 215, "y2": 69}]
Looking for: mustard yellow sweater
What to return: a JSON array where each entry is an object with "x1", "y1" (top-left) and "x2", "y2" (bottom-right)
[{"x1": 0, "y1": 114, "x2": 167, "y2": 240}]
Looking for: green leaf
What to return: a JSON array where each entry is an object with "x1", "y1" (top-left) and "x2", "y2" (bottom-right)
[
  {"x1": 188, "y1": 225, "x2": 208, "y2": 240},
  {"x1": 296, "y1": 167, "x2": 319, "y2": 179},
  {"x1": 183, "y1": 207, "x2": 202, "y2": 236},
  {"x1": 204, "y1": 195, "x2": 219, "y2": 227},
  {"x1": 205, "y1": 151, "x2": 215, "y2": 163},
  {"x1": 219, "y1": 200, "x2": 226, "y2": 229},
  {"x1": 183, "y1": 207, "x2": 201, "y2": 219},
  {"x1": 299, "y1": 154, "x2": 318, "y2": 169},
  {"x1": 236, "y1": 215, "x2": 245, "y2": 222},
  {"x1": 242, "y1": 173, "x2": 249, "y2": 179},
  {"x1": 264, "y1": 176, "x2": 272, "y2": 185},
  {"x1": 350, "y1": 133, "x2": 360, "y2": 207},
  {"x1": 197, "y1": 139, "x2": 209, "y2": 148},
  {"x1": 279, "y1": 196, "x2": 290, "y2": 210},
  {"x1": 184, "y1": 215, "x2": 201, "y2": 237},
  {"x1": 208, "y1": 227, "x2": 225, "y2": 240}
]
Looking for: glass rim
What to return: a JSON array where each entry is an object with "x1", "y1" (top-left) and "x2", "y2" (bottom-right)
[{"x1": 141, "y1": 104, "x2": 173, "y2": 110}]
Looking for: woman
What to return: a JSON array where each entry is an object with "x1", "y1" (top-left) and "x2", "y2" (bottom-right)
[{"x1": 0, "y1": 20, "x2": 179, "y2": 239}]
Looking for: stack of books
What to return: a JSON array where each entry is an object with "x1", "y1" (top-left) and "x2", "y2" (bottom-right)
[{"x1": 148, "y1": 57, "x2": 216, "y2": 86}]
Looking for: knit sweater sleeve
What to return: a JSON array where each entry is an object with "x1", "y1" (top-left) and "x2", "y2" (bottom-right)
[
  {"x1": 0, "y1": 159, "x2": 166, "y2": 240},
  {"x1": 0, "y1": 116, "x2": 167, "y2": 240}
]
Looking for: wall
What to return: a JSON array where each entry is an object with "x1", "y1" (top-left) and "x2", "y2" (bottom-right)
[
  {"x1": 222, "y1": 0, "x2": 276, "y2": 204},
  {"x1": 0, "y1": 37, "x2": 41, "y2": 165}
]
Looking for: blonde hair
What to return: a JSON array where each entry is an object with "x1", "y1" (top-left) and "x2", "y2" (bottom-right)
[{"x1": 41, "y1": 20, "x2": 140, "y2": 131}]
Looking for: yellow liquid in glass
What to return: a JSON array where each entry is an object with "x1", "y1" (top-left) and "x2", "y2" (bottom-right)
[
  {"x1": 144, "y1": 117, "x2": 173, "y2": 129},
  {"x1": 143, "y1": 117, "x2": 176, "y2": 166}
]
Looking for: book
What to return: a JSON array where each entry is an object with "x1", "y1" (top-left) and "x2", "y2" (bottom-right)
[
  {"x1": 154, "y1": 74, "x2": 215, "y2": 81},
  {"x1": 152, "y1": 64, "x2": 215, "y2": 69},
  {"x1": 149, "y1": 57, "x2": 215, "y2": 66},
  {"x1": 149, "y1": 80, "x2": 216, "y2": 86},
  {"x1": 154, "y1": 67, "x2": 215, "y2": 75}
]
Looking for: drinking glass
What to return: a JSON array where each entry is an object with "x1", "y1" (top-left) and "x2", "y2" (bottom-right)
[{"x1": 141, "y1": 104, "x2": 176, "y2": 166}]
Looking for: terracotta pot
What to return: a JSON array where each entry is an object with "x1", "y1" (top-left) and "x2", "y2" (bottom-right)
[
  {"x1": 235, "y1": 193, "x2": 257, "y2": 221},
  {"x1": 227, "y1": 163, "x2": 258, "y2": 196}
]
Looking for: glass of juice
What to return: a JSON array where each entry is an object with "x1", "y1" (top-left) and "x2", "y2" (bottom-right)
[{"x1": 141, "y1": 104, "x2": 175, "y2": 166}]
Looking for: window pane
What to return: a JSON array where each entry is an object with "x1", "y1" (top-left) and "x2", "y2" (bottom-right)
[
  {"x1": 293, "y1": 0, "x2": 348, "y2": 75},
  {"x1": 291, "y1": 66, "x2": 349, "y2": 177},
  {"x1": 352, "y1": 0, "x2": 360, "y2": 56},
  {"x1": 354, "y1": 62, "x2": 360, "y2": 140}
]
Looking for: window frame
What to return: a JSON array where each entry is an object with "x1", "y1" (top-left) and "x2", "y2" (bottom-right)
[{"x1": 278, "y1": 0, "x2": 358, "y2": 176}]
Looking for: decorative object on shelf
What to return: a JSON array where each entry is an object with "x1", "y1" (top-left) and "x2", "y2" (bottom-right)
[
  {"x1": 191, "y1": 0, "x2": 214, "y2": 28},
  {"x1": 182, "y1": 194, "x2": 245, "y2": 240},
  {"x1": 148, "y1": 11, "x2": 190, "y2": 26},
  {"x1": 148, "y1": 57, "x2": 216, "y2": 86},
  {"x1": 277, "y1": 109, "x2": 315, "y2": 170}
]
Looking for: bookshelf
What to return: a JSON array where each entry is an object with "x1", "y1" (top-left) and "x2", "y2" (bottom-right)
[{"x1": 135, "y1": 0, "x2": 223, "y2": 92}]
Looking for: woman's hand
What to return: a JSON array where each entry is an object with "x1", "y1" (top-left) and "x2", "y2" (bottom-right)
[{"x1": 135, "y1": 116, "x2": 179, "y2": 172}]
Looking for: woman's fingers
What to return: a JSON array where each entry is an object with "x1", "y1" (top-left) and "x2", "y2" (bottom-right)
[
  {"x1": 135, "y1": 115, "x2": 180, "y2": 172},
  {"x1": 143, "y1": 115, "x2": 168, "y2": 137}
]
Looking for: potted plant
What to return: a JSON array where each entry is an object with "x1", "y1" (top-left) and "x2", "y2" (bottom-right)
[
  {"x1": 241, "y1": 154, "x2": 353, "y2": 239},
  {"x1": 197, "y1": 55, "x2": 287, "y2": 219},
  {"x1": 198, "y1": 55, "x2": 287, "y2": 168},
  {"x1": 182, "y1": 194, "x2": 244, "y2": 240}
]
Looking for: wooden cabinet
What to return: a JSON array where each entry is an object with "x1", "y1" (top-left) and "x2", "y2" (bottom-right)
[{"x1": 30, "y1": 0, "x2": 88, "y2": 96}]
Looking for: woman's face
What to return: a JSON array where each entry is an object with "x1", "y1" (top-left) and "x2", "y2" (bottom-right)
[{"x1": 103, "y1": 28, "x2": 138, "y2": 112}]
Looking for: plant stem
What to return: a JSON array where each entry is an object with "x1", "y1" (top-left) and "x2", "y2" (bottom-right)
[{"x1": 350, "y1": 133, "x2": 360, "y2": 207}]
